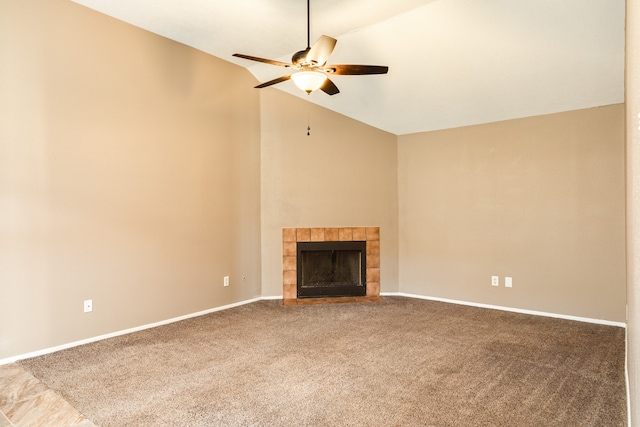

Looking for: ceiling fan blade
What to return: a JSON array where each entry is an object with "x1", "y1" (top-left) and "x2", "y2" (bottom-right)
[
  {"x1": 327, "y1": 65, "x2": 389, "y2": 75},
  {"x1": 254, "y1": 75, "x2": 291, "y2": 89},
  {"x1": 306, "y1": 35, "x2": 337, "y2": 66},
  {"x1": 233, "y1": 53, "x2": 291, "y2": 68},
  {"x1": 320, "y1": 78, "x2": 340, "y2": 96}
]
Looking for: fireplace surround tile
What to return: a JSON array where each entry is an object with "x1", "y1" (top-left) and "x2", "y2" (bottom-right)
[
  {"x1": 296, "y1": 228, "x2": 311, "y2": 242},
  {"x1": 283, "y1": 284, "x2": 296, "y2": 299},
  {"x1": 283, "y1": 242, "x2": 297, "y2": 257},
  {"x1": 283, "y1": 270, "x2": 297, "y2": 286},
  {"x1": 338, "y1": 228, "x2": 353, "y2": 241},
  {"x1": 283, "y1": 228, "x2": 297, "y2": 242},
  {"x1": 367, "y1": 253, "x2": 380, "y2": 269},
  {"x1": 282, "y1": 227, "x2": 380, "y2": 302},
  {"x1": 366, "y1": 227, "x2": 380, "y2": 240},
  {"x1": 324, "y1": 228, "x2": 340, "y2": 241},
  {"x1": 283, "y1": 256, "x2": 296, "y2": 271},
  {"x1": 352, "y1": 227, "x2": 366, "y2": 240},
  {"x1": 367, "y1": 281, "x2": 380, "y2": 297},
  {"x1": 367, "y1": 268, "x2": 381, "y2": 283},
  {"x1": 310, "y1": 228, "x2": 325, "y2": 241}
]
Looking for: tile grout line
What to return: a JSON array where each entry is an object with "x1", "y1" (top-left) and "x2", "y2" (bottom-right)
[
  {"x1": 0, "y1": 409, "x2": 14, "y2": 427},
  {"x1": 0, "y1": 363, "x2": 96, "y2": 427}
]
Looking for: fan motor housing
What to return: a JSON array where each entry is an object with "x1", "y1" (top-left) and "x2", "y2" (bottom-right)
[{"x1": 292, "y1": 48, "x2": 311, "y2": 66}]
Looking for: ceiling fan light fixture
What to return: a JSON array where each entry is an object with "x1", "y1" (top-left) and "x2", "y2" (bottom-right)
[
  {"x1": 232, "y1": 0, "x2": 387, "y2": 95},
  {"x1": 291, "y1": 71, "x2": 327, "y2": 94}
]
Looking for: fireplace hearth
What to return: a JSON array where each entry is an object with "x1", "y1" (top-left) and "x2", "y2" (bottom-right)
[{"x1": 282, "y1": 227, "x2": 380, "y2": 302}]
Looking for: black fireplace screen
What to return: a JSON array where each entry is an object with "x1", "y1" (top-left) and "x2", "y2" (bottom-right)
[{"x1": 297, "y1": 241, "x2": 366, "y2": 298}]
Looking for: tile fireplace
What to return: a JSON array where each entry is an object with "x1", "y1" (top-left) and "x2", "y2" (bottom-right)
[{"x1": 282, "y1": 227, "x2": 380, "y2": 302}]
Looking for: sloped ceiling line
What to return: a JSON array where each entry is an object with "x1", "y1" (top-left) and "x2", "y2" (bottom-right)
[{"x1": 72, "y1": 0, "x2": 625, "y2": 135}]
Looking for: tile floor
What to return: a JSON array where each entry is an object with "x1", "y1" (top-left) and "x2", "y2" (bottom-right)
[{"x1": 0, "y1": 363, "x2": 95, "y2": 427}]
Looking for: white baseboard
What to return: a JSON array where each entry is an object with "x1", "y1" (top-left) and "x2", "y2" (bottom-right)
[
  {"x1": 260, "y1": 295, "x2": 283, "y2": 300},
  {"x1": 2, "y1": 293, "x2": 625, "y2": 366},
  {"x1": 0, "y1": 297, "x2": 262, "y2": 366},
  {"x1": 382, "y1": 292, "x2": 626, "y2": 328},
  {"x1": 626, "y1": 327, "x2": 631, "y2": 427}
]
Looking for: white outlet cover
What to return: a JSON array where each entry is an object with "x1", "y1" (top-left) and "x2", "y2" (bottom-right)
[
  {"x1": 84, "y1": 299, "x2": 93, "y2": 312},
  {"x1": 505, "y1": 277, "x2": 513, "y2": 288},
  {"x1": 491, "y1": 276, "x2": 499, "y2": 287}
]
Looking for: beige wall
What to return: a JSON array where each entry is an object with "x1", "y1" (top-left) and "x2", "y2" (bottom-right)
[
  {"x1": 0, "y1": 0, "x2": 262, "y2": 360},
  {"x1": 398, "y1": 105, "x2": 626, "y2": 322},
  {"x1": 0, "y1": 0, "x2": 627, "y2": 364},
  {"x1": 627, "y1": 0, "x2": 640, "y2": 423},
  {"x1": 259, "y1": 90, "x2": 399, "y2": 297}
]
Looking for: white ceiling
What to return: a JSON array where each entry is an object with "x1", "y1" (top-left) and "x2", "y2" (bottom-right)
[{"x1": 71, "y1": 0, "x2": 625, "y2": 136}]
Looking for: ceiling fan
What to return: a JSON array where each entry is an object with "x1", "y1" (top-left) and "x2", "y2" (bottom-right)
[{"x1": 232, "y1": 0, "x2": 389, "y2": 95}]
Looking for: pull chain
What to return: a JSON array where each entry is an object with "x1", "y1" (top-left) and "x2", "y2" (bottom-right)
[{"x1": 307, "y1": 95, "x2": 311, "y2": 136}]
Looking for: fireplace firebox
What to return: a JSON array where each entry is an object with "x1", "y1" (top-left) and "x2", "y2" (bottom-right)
[{"x1": 297, "y1": 241, "x2": 367, "y2": 298}]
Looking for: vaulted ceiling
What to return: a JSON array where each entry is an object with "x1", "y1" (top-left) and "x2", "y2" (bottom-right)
[{"x1": 71, "y1": 0, "x2": 625, "y2": 136}]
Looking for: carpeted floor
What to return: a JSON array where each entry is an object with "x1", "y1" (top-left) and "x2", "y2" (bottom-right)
[{"x1": 19, "y1": 297, "x2": 626, "y2": 426}]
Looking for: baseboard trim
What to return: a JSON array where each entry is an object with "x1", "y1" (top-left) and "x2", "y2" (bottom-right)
[
  {"x1": 0, "y1": 298, "x2": 262, "y2": 366},
  {"x1": 625, "y1": 325, "x2": 631, "y2": 427},
  {"x1": 382, "y1": 292, "x2": 627, "y2": 328},
  {"x1": 2, "y1": 293, "x2": 625, "y2": 366}
]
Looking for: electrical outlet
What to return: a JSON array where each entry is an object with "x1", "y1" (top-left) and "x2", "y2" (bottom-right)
[
  {"x1": 223, "y1": 276, "x2": 230, "y2": 287},
  {"x1": 84, "y1": 299, "x2": 93, "y2": 313},
  {"x1": 491, "y1": 276, "x2": 499, "y2": 287},
  {"x1": 505, "y1": 277, "x2": 513, "y2": 288}
]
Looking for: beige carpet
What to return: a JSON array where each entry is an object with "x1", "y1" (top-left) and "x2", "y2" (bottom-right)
[{"x1": 19, "y1": 297, "x2": 626, "y2": 426}]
